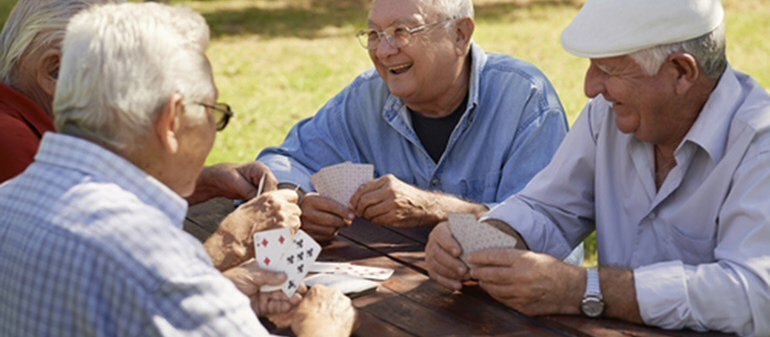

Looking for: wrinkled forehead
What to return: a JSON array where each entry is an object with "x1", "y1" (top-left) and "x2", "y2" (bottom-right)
[{"x1": 369, "y1": 0, "x2": 441, "y2": 27}]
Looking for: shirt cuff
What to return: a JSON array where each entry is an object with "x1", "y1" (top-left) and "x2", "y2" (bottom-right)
[{"x1": 635, "y1": 260, "x2": 703, "y2": 331}]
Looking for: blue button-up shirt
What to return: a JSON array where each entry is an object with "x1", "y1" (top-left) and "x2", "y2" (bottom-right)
[
  {"x1": 0, "y1": 133, "x2": 270, "y2": 336},
  {"x1": 258, "y1": 43, "x2": 569, "y2": 209},
  {"x1": 485, "y1": 66, "x2": 770, "y2": 335}
]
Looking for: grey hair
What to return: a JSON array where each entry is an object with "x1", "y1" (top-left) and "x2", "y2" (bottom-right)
[
  {"x1": 54, "y1": 2, "x2": 214, "y2": 151},
  {"x1": 0, "y1": 0, "x2": 121, "y2": 85},
  {"x1": 629, "y1": 22, "x2": 727, "y2": 79},
  {"x1": 431, "y1": 0, "x2": 475, "y2": 20}
]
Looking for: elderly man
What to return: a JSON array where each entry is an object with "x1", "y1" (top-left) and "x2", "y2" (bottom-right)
[
  {"x1": 426, "y1": 0, "x2": 770, "y2": 335},
  {"x1": 0, "y1": 0, "x2": 278, "y2": 206},
  {"x1": 0, "y1": 3, "x2": 356, "y2": 336},
  {"x1": 258, "y1": 0, "x2": 582, "y2": 263}
]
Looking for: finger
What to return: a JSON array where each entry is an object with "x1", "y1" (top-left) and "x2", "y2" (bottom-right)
[
  {"x1": 304, "y1": 194, "x2": 355, "y2": 221},
  {"x1": 467, "y1": 248, "x2": 524, "y2": 266},
  {"x1": 301, "y1": 222, "x2": 339, "y2": 241},
  {"x1": 476, "y1": 281, "x2": 519, "y2": 301},
  {"x1": 428, "y1": 267, "x2": 464, "y2": 291},
  {"x1": 349, "y1": 176, "x2": 385, "y2": 209},
  {"x1": 470, "y1": 265, "x2": 519, "y2": 285},
  {"x1": 240, "y1": 260, "x2": 289, "y2": 286},
  {"x1": 433, "y1": 222, "x2": 462, "y2": 257}
]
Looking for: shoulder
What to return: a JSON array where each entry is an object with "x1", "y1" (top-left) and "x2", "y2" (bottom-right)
[{"x1": 481, "y1": 52, "x2": 555, "y2": 91}]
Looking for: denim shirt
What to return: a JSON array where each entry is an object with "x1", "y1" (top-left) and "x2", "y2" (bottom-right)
[{"x1": 258, "y1": 43, "x2": 569, "y2": 208}]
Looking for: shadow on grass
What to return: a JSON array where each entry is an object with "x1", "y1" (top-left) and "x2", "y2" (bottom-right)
[{"x1": 202, "y1": 0, "x2": 583, "y2": 39}]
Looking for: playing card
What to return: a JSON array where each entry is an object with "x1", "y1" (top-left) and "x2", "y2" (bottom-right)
[
  {"x1": 309, "y1": 261, "x2": 352, "y2": 273},
  {"x1": 448, "y1": 213, "x2": 518, "y2": 266},
  {"x1": 254, "y1": 228, "x2": 292, "y2": 270},
  {"x1": 310, "y1": 162, "x2": 374, "y2": 206},
  {"x1": 335, "y1": 264, "x2": 394, "y2": 281},
  {"x1": 304, "y1": 273, "x2": 379, "y2": 298},
  {"x1": 262, "y1": 230, "x2": 322, "y2": 297}
]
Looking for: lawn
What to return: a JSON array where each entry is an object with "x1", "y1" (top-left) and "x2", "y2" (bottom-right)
[{"x1": 1, "y1": 0, "x2": 768, "y2": 264}]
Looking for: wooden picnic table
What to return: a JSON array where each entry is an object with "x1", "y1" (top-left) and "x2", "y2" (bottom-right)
[{"x1": 184, "y1": 197, "x2": 735, "y2": 337}]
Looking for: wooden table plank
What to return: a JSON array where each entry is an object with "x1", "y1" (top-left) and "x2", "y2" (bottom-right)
[{"x1": 185, "y1": 198, "x2": 737, "y2": 337}]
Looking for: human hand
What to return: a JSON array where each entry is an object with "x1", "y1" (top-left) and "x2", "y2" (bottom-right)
[
  {"x1": 205, "y1": 189, "x2": 301, "y2": 270},
  {"x1": 426, "y1": 221, "x2": 470, "y2": 290},
  {"x1": 349, "y1": 174, "x2": 440, "y2": 228},
  {"x1": 300, "y1": 193, "x2": 355, "y2": 242},
  {"x1": 291, "y1": 285, "x2": 358, "y2": 337},
  {"x1": 468, "y1": 248, "x2": 583, "y2": 317},
  {"x1": 188, "y1": 162, "x2": 278, "y2": 205},
  {"x1": 222, "y1": 259, "x2": 304, "y2": 317}
]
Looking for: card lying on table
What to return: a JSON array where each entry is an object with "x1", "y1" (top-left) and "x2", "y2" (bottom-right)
[
  {"x1": 448, "y1": 212, "x2": 518, "y2": 267},
  {"x1": 309, "y1": 261, "x2": 394, "y2": 281},
  {"x1": 304, "y1": 273, "x2": 379, "y2": 298},
  {"x1": 254, "y1": 228, "x2": 321, "y2": 297},
  {"x1": 310, "y1": 162, "x2": 374, "y2": 206}
]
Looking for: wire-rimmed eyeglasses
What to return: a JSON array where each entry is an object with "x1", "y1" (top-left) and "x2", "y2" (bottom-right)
[
  {"x1": 355, "y1": 17, "x2": 455, "y2": 50},
  {"x1": 196, "y1": 102, "x2": 233, "y2": 131}
]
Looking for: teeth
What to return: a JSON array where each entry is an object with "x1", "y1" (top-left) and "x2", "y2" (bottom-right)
[{"x1": 389, "y1": 63, "x2": 411, "y2": 71}]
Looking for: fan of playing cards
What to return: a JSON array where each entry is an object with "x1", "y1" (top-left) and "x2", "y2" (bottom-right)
[
  {"x1": 310, "y1": 162, "x2": 374, "y2": 206},
  {"x1": 255, "y1": 228, "x2": 321, "y2": 296},
  {"x1": 448, "y1": 212, "x2": 518, "y2": 266}
]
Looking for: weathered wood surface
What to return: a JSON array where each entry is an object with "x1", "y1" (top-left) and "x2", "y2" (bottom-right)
[{"x1": 185, "y1": 198, "x2": 736, "y2": 337}]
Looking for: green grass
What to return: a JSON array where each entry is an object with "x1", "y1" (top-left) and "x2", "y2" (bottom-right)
[{"x1": 2, "y1": 0, "x2": 768, "y2": 265}]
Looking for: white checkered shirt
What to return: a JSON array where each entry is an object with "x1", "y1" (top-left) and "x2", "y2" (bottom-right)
[{"x1": 0, "y1": 133, "x2": 271, "y2": 336}]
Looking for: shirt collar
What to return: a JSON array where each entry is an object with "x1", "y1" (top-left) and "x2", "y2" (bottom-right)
[
  {"x1": 34, "y1": 133, "x2": 188, "y2": 227},
  {"x1": 680, "y1": 65, "x2": 742, "y2": 163},
  {"x1": 0, "y1": 82, "x2": 56, "y2": 137}
]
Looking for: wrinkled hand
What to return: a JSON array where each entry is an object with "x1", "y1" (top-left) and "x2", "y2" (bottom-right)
[
  {"x1": 291, "y1": 285, "x2": 358, "y2": 337},
  {"x1": 222, "y1": 259, "x2": 304, "y2": 317},
  {"x1": 426, "y1": 221, "x2": 470, "y2": 290},
  {"x1": 300, "y1": 193, "x2": 355, "y2": 242},
  {"x1": 349, "y1": 174, "x2": 439, "y2": 228},
  {"x1": 188, "y1": 162, "x2": 278, "y2": 205},
  {"x1": 468, "y1": 248, "x2": 583, "y2": 317},
  {"x1": 205, "y1": 189, "x2": 301, "y2": 270}
]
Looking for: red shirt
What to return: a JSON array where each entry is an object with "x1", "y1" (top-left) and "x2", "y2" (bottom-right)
[{"x1": 0, "y1": 82, "x2": 56, "y2": 183}]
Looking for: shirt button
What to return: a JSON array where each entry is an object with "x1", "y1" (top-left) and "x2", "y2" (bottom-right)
[
  {"x1": 648, "y1": 212, "x2": 657, "y2": 220},
  {"x1": 432, "y1": 179, "x2": 440, "y2": 186}
]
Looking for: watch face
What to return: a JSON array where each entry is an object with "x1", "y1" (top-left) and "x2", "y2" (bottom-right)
[{"x1": 581, "y1": 297, "x2": 605, "y2": 318}]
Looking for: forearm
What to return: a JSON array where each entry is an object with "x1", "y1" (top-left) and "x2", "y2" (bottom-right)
[
  {"x1": 600, "y1": 268, "x2": 643, "y2": 323},
  {"x1": 203, "y1": 229, "x2": 244, "y2": 271}
]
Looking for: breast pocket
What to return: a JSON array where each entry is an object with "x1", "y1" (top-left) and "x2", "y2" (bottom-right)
[{"x1": 662, "y1": 218, "x2": 717, "y2": 265}]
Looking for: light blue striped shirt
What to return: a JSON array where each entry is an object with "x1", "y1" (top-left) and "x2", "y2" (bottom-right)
[{"x1": 0, "y1": 133, "x2": 270, "y2": 336}]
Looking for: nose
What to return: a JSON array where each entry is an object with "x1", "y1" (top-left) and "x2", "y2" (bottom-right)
[
  {"x1": 584, "y1": 62, "x2": 606, "y2": 98},
  {"x1": 374, "y1": 36, "x2": 399, "y2": 59}
]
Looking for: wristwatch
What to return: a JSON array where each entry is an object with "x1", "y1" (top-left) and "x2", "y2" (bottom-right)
[{"x1": 580, "y1": 267, "x2": 605, "y2": 318}]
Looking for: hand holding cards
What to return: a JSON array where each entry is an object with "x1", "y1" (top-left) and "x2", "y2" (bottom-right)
[
  {"x1": 447, "y1": 213, "x2": 518, "y2": 267},
  {"x1": 310, "y1": 162, "x2": 374, "y2": 206},
  {"x1": 255, "y1": 228, "x2": 321, "y2": 296}
]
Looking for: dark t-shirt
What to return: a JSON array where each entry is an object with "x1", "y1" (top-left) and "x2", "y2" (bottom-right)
[{"x1": 408, "y1": 93, "x2": 469, "y2": 163}]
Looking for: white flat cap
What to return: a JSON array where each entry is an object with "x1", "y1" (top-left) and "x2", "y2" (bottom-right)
[{"x1": 561, "y1": 0, "x2": 724, "y2": 58}]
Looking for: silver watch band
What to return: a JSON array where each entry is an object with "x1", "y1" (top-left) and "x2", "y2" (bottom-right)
[{"x1": 585, "y1": 267, "x2": 602, "y2": 299}]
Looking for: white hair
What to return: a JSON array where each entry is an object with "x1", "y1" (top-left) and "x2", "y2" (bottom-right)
[
  {"x1": 0, "y1": 0, "x2": 121, "y2": 85},
  {"x1": 54, "y1": 2, "x2": 214, "y2": 151},
  {"x1": 431, "y1": 0, "x2": 475, "y2": 20},
  {"x1": 629, "y1": 22, "x2": 727, "y2": 79}
]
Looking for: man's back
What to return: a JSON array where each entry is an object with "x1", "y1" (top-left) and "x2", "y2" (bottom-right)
[{"x1": 0, "y1": 133, "x2": 265, "y2": 336}]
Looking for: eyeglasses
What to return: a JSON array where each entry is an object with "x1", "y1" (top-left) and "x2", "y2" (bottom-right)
[
  {"x1": 356, "y1": 17, "x2": 454, "y2": 50},
  {"x1": 196, "y1": 102, "x2": 233, "y2": 131}
]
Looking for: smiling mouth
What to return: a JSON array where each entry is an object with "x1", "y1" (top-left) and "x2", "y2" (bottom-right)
[{"x1": 388, "y1": 63, "x2": 412, "y2": 74}]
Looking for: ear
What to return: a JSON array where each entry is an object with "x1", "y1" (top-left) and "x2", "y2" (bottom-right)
[
  {"x1": 453, "y1": 17, "x2": 475, "y2": 56},
  {"x1": 155, "y1": 93, "x2": 184, "y2": 154},
  {"x1": 667, "y1": 52, "x2": 700, "y2": 95},
  {"x1": 36, "y1": 49, "x2": 61, "y2": 97}
]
